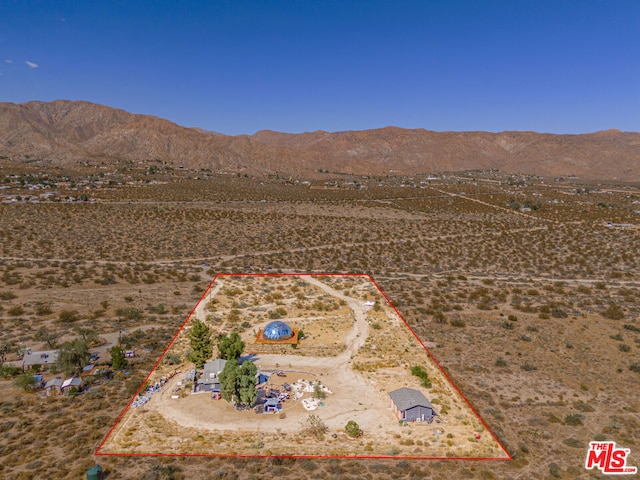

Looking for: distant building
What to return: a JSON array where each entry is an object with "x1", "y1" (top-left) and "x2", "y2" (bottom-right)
[
  {"x1": 605, "y1": 222, "x2": 635, "y2": 230},
  {"x1": 389, "y1": 387, "x2": 436, "y2": 423},
  {"x1": 61, "y1": 377, "x2": 82, "y2": 394},
  {"x1": 22, "y1": 350, "x2": 59, "y2": 370},
  {"x1": 45, "y1": 377, "x2": 63, "y2": 396},
  {"x1": 82, "y1": 364, "x2": 106, "y2": 376}
]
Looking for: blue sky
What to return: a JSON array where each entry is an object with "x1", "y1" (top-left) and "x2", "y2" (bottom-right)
[{"x1": 1, "y1": 1, "x2": 638, "y2": 135}]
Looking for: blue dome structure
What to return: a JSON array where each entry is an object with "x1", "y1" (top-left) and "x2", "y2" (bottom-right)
[{"x1": 262, "y1": 321, "x2": 294, "y2": 340}]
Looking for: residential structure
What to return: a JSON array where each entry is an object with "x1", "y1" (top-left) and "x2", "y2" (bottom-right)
[
  {"x1": 44, "y1": 377, "x2": 63, "y2": 396},
  {"x1": 389, "y1": 387, "x2": 437, "y2": 423},
  {"x1": 197, "y1": 358, "x2": 227, "y2": 392},
  {"x1": 22, "y1": 349, "x2": 59, "y2": 370},
  {"x1": 61, "y1": 377, "x2": 82, "y2": 394}
]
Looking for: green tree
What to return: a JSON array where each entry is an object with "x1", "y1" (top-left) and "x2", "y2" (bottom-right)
[
  {"x1": 186, "y1": 319, "x2": 212, "y2": 369},
  {"x1": 56, "y1": 338, "x2": 91, "y2": 376},
  {"x1": 110, "y1": 345, "x2": 127, "y2": 370},
  {"x1": 35, "y1": 327, "x2": 62, "y2": 349},
  {"x1": 219, "y1": 360, "x2": 240, "y2": 403},
  {"x1": 237, "y1": 361, "x2": 258, "y2": 407},
  {"x1": 218, "y1": 332, "x2": 244, "y2": 360},
  {"x1": 14, "y1": 372, "x2": 36, "y2": 391},
  {"x1": 345, "y1": 420, "x2": 361, "y2": 437},
  {"x1": 218, "y1": 360, "x2": 257, "y2": 407}
]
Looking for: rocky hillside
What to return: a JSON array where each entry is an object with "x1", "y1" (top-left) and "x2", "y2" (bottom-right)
[{"x1": 1, "y1": 100, "x2": 639, "y2": 179}]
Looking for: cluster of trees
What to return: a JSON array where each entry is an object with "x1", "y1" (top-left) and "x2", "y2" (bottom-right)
[
  {"x1": 185, "y1": 317, "x2": 245, "y2": 366},
  {"x1": 57, "y1": 334, "x2": 128, "y2": 375},
  {"x1": 219, "y1": 360, "x2": 258, "y2": 407},
  {"x1": 186, "y1": 319, "x2": 246, "y2": 368}
]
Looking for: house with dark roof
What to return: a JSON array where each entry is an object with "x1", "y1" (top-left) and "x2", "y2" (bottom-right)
[
  {"x1": 197, "y1": 358, "x2": 227, "y2": 392},
  {"x1": 389, "y1": 387, "x2": 436, "y2": 423}
]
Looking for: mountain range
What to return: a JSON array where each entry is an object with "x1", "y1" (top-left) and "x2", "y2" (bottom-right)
[{"x1": 1, "y1": 100, "x2": 639, "y2": 180}]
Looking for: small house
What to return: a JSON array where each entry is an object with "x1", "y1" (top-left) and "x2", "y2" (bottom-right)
[
  {"x1": 197, "y1": 358, "x2": 227, "y2": 392},
  {"x1": 389, "y1": 387, "x2": 436, "y2": 423},
  {"x1": 263, "y1": 397, "x2": 282, "y2": 414},
  {"x1": 61, "y1": 377, "x2": 82, "y2": 394},
  {"x1": 82, "y1": 364, "x2": 96, "y2": 374},
  {"x1": 45, "y1": 377, "x2": 63, "y2": 396},
  {"x1": 365, "y1": 296, "x2": 376, "y2": 306}
]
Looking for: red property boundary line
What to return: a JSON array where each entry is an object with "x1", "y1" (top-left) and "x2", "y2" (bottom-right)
[{"x1": 95, "y1": 272, "x2": 512, "y2": 462}]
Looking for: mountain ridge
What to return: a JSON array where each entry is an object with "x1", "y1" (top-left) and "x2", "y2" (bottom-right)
[{"x1": 1, "y1": 100, "x2": 639, "y2": 180}]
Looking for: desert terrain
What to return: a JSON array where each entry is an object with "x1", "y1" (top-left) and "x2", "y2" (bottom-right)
[
  {"x1": 100, "y1": 274, "x2": 505, "y2": 459},
  {"x1": 2, "y1": 100, "x2": 640, "y2": 180},
  {"x1": 0, "y1": 166, "x2": 639, "y2": 478}
]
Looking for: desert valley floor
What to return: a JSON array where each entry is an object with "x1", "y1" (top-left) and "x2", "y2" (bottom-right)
[{"x1": 0, "y1": 168, "x2": 638, "y2": 478}]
